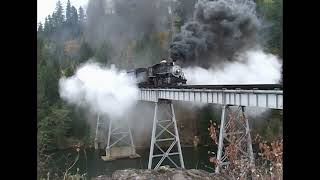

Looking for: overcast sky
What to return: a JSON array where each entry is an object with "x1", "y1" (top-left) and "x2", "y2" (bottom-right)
[{"x1": 37, "y1": 0, "x2": 89, "y2": 24}]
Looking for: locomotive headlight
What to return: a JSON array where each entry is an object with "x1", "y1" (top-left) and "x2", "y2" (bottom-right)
[{"x1": 172, "y1": 65, "x2": 182, "y2": 77}]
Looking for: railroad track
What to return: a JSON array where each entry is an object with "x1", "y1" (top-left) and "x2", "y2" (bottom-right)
[{"x1": 139, "y1": 84, "x2": 283, "y2": 90}]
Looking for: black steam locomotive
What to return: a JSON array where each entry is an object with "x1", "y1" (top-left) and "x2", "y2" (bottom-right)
[{"x1": 127, "y1": 60, "x2": 187, "y2": 87}]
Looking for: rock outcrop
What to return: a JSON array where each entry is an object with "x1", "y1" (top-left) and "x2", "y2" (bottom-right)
[{"x1": 93, "y1": 167, "x2": 231, "y2": 180}]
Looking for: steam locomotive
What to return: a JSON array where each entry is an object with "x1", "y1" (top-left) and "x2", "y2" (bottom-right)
[{"x1": 127, "y1": 59, "x2": 187, "y2": 87}]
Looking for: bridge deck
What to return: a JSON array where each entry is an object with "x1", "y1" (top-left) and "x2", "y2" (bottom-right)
[{"x1": 139, "y1": 84, "x2": 283, "y2": 109}]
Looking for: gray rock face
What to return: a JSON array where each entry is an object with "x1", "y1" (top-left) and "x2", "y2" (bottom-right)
[{"x1": 93, "y1": 167, "x2": 231, "y2": 180}]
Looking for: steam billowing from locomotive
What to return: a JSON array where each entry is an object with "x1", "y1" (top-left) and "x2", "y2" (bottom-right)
[
  {"x1": 170, "y1": 0, "x2": 260, "y2": 67},
  {"x1": 59, "y1": 61, "x2": 139, "y2": 119},
  {"x1": 183, "y1": 50, "x2": 282, "y2": 84}
]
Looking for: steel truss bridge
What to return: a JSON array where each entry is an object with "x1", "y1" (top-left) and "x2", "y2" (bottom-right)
[{"x1": 95, "y1": 84, "x2": 283, "y2": 173}]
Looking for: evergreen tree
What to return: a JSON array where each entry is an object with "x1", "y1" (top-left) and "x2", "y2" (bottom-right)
[
  {"x1": 37, "y1": 38, "x2": 72, "y2": 153},
  {"x1": 48, "y1": 15, "x2": 53, "y2": 33},
  {"x1": 78, "y1": 6, "x2": 85, "y2": 25},
  {"x1": 78, "y1": 6, "x2": 86, "y2": 35},
  {"x1": 38, "y1": 22, "x2": 44, "y2": 32},
  {"x1": 55, "y1": 1, "x2": 65, "y2": 26},
  {"x1": 256, "y1": 0, "x2": 283, "y2": 57},
  {"x1": 268, "y1": 0, "x2": 282, "y2": 57},
  {"x1": 71, "y1": 6, "x2": 78, "y2": 25},
  {"x1": 66, "y1": 0, "x2": 72, "y2": 24},
  {"x1": 70, "y1": 6, "x2": 79, "y2": 37},
  {"x1": 44, "y1": 17, "x2": 49, "y2": 33},
  {"x1": 51, "y1": 12, "x2": 58, "y2": 29}
]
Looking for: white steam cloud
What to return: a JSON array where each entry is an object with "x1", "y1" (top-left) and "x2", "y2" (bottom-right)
[
  {"x1": 59, "y1": 61, "x2": 139, "y2": 119},
  {"x1": 183, "y1": 49, "x2": 282, "y2": 85}
]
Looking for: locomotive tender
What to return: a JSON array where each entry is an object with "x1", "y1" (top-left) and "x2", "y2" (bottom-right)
[{"x1": 127, "y1": 60, "x2": 187, "y2": 87}]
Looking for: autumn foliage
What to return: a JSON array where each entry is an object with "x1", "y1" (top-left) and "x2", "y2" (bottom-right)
[{"x1": 208, "y1": 119, "x2": 283, "y2": 180}]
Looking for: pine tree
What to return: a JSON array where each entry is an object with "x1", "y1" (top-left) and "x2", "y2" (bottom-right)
[
  {"x1": 51, "y1": 12, "x2": 57, "y2": 29},
  {"x1": 70, "y1": 6, "x2": 79, "y2": 37},
  {"x1": 48, "y1": 15, "x2": 53, "y2": 33},
  {"x1": 44, "y1": 17, "x2": 49, "y2": 34},
  {"x1": 256, "y1": 0, "x2": 282, "y2": 57},
  {"x1": 71, "y1": 6, "x2": 78, "y2": 26},
  {"x1": 38, "y1": 23, "x2": 43, "y2": 32},
  {"x1": 78, "y1": 6, "x2": 86, "y2": 25},
  {"x1": 66, "y1": 0, "x2": 72, "y2": 24},
  {"x1": 55, "y1": 0, "x2": 65, "y2": 26}
]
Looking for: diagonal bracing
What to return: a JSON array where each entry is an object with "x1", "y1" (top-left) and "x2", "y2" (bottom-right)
[
  {"x1": 215, "y1": 105, "x2": 255, "y2": 173},
  {"x1": 148, "y1": 99, "x2": 185, "y2": 169}
]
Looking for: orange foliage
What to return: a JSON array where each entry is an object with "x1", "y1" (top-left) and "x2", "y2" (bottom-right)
[
  {"x1": 64, "y1": 40, "x2": 80, "y2": 55},
  {"x1": 208, "y1": 115, "x2": 283, "y2": 179}
]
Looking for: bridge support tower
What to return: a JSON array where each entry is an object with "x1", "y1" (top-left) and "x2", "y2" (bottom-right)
[
  {"x1": 94, "y1": 114, "x2": 104, "y2": 150},
  {"x1": 148, "y1": 99, "x2": 185, "y2": 169},
  {"x1": 215, "y1": 105, "x2": 255, "y2": 173},
  {"x1": 94, "y1": 114, "x2": 140, "y2": 161}
]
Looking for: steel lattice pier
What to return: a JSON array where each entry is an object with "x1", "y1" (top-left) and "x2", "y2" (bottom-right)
[{"x1": 148, "y1": 99, "x2": 185, "y2": 169}]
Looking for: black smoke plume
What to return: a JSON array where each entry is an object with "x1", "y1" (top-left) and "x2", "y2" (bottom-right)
[{"x1": 170, "y1": 0, "x2": 260, "y2": 67}]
